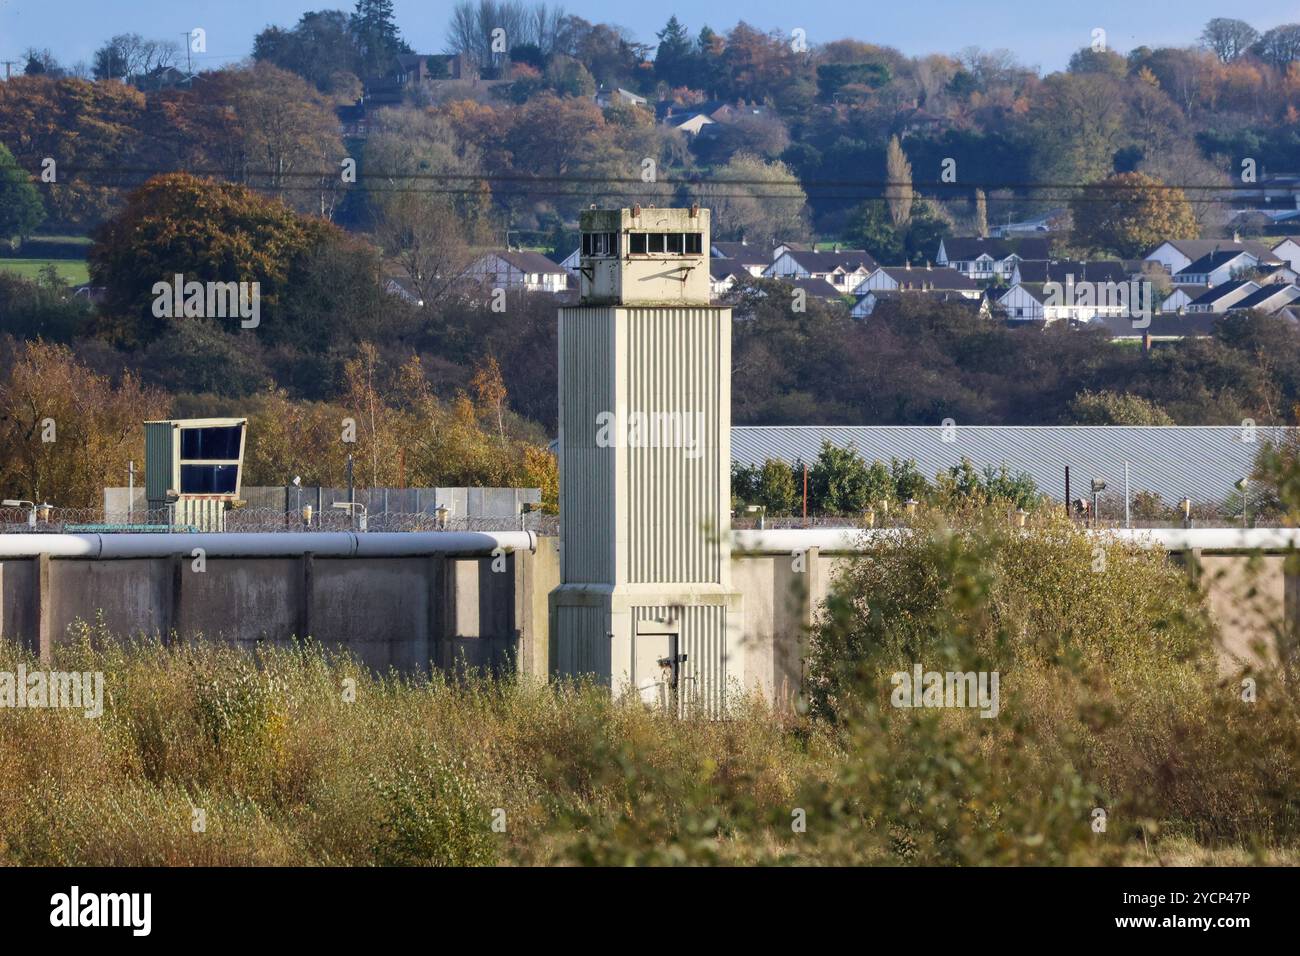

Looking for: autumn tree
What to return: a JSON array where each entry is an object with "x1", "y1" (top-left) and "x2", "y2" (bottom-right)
[
  {"x1": 471, "y1": 354, "x2": 508, "y2": 439},
  {"x1": 697, "y1": 153, "x2": 808, "y2": 245},
  {"x1": 365, "y1": 107, "x2": 490, "y2": 301},
  {"x1": 1069, "y1": 171, "x2": 1198, "y2": 259},
  {"x1": 0, "y1": 76, "x2": 149, "y2": 228},
  {"x1": 885, "y1": 135, "x2": 914, "y2": 229},
  {"x1": 0, "y1": 341, "x2": 169, "y2": 507},
  {"x1": 1067, "y1": 390, "x2": 1174, "y2": 426},
  {"x1": 88, "y1": 174, "x2": 353, "y2": 345}
]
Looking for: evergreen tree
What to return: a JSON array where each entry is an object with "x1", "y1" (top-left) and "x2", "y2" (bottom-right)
[
  {"x1": 654, "y1": 16, "x2": 694, "y2": 87},
  {"x1": 350, "y1": 0, "x2": 410, "y2": 77}
]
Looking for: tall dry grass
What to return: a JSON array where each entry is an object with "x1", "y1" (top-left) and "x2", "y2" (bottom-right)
[{"x1": 0, "y1": 510, "x2": 1297, "y2": 865}]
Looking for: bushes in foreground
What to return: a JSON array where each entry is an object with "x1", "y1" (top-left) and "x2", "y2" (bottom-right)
[{"x1": 1, "y1": 510, "x2": 1297, "y2": 865}]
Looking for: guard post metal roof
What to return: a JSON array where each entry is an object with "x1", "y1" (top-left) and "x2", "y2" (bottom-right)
[{"x1": 731, "y1": 425, "x2": 1288, "y2": 504}]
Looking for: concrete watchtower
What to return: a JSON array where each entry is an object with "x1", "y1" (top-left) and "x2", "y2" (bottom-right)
[{"x1": 550, "y1": 206, "x2": 743, "y2": 713}]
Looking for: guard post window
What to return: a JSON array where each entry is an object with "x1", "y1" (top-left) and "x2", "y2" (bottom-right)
[
  {"x1": 582, "y1": 232, "x2": 618, "y2": 257},
  {"x1": 177, "y1": 424, "x2": 244, "y2": 495},
  {"x1": 627, "y1": 233, "x2": 703, "y2": 255}
]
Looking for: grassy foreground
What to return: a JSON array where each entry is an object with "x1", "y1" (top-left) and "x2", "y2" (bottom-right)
[{"x1": 1, "y1": 513, "x2": 1297, "y2": 866}]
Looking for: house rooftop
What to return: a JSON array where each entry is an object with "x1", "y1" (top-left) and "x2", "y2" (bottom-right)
[
  {"x1": 941, "y1": 236, "x2": 1052, "y2": 261},
  {"x1": 490, "y1": 250, "x2": 568, "y2": 274},
  {"x1": 782, "y1": 248, "x2": 879, "y2": 273},
  {"x1": 1013, "y1": 259, "x2": 1131, "y2": 284},
  {"x1": 875, "y1": 266, "x2": 978, "y2": 289},
  {"x1": 1188, "y1": 280, "x2": 1258, "y2": 306}
]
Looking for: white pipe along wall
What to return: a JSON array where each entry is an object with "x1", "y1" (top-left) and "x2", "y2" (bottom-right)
[
  {"x1": 3, "y1": 528, "x2": 1297, "y2": 559},
  {"x1": 0, "y1": 531, "x2": 537, "y2": 559}
]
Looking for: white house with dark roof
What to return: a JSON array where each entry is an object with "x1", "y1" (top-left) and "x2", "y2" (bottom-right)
[
  {"x1": 857, "y1": 263, "x2": 981, "y2": 296},
  {"x1": 764, "y1": 248, "x2": 879, "y2": 294},
  {"x1": 1142, "y1": 239, "x2": 1279, "y2": 277},
  {"x1": 1185, "y1": 280, "x2": 1260, "y2": 313},
  {"x1": 935, "y1": 236, "x2": 1051, "y2": 280},
  {"x1": 1158, "y1": 286, "x2": 1204, "y2": 314},
  {"x1": 995, "y1": 260, "x2": 1144, "y2": 323},
  {"x1": 1172, "y1": 250, "x2": 1263, "y2": 286},
  {"x1": 1086, "y1": 312, "x2": 1220, "y2": 341},
  {"x1": 1010, "y1": 259, "x2": 1132, "y2": 286},
  {"x1": 709, "y1": 259, "x2": 753, "y2": 297},
  {"x1": 1226, "y1": 283, "x2": 1300, "y2": 315},
  {"x1": 710, "y1": 240, "x2": 772, "y2": 277},
  {"x1": 464, "y1": 250, "x2": 568, "y2": 293},
  {"x1": 1270, "y1": 238, "x2": 1300, "y2": 273}
]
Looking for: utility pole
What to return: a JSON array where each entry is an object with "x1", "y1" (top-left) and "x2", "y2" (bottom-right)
[{"x1": 181, "y1": 32, "x2": 193, "y2": 77}]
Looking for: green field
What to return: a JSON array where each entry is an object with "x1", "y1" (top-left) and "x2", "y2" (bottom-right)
[{"x1": 0, "y1": 257, "x2": 90, "y2": 285}]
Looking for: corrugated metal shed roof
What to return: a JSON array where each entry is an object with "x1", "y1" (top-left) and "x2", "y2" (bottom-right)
[{"x1": 731, "y1": 425, "x2": 1286, "y2": 504}]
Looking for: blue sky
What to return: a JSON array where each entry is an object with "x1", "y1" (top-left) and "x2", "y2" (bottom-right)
[{"x1": 0, "y1": 0, "x2": 1282, "y2": 74}]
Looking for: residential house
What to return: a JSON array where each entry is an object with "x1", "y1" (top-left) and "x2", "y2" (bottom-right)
[
  {"x1": 764, "y1": 247, "x2": 879, "y2": 294},
  {"x1": 710, "y1": 260, "x2": 753, "y2": 298},
  {"x1": 852, "y1": 289, "x2": 991, "y2": 318},
  {"x1": 464, "y1": 250, "x2": 568, "y2": 293},
  {"x1": 1009, "y1": 259, "x2": 1132, "y2": 287},
  {"x1": 788, "y1": 277, "x2": 848, "y2": 302},
  {"x1": 1226, "y1": 283, "x2": 1300, "y2": 315},
  {"x1": 595, "y1": 87, "x2": 647, "y2": 108},
  {"x1": 1171, "y1": 250, "x2": 1266, "y2": 286},
  {"x1": 1184, "y1": 280, "x2": 1260, "y2": 313},
  {"x1": 710, "y1": 240, "x2": 771, "y2": 276},
  {"x1": 996, "y1": 261, "x2": 1143, "y2": 323},
  {"x1": 1142, "y1": 238, "x2": 1279, "y2": 277},
  {"x1": 384, "y1": 275, "x2": 424, "y2": 307},
  {"x1": 656, "y1": 99, "x2": 767, "y2": 138},
  {"x1": 1271, "y1": 238, "x2": 1300, "y2": 273},
  {"x1": 1088, "y1": 312, "x2": 1220, "y2": 342},
  {"x1": 336, "y1": 100, "x2": 369, "y2": 138},
  {"x1": 857, "y1": 263, "x2": 981, "y2": 296},
  {"x1": 1158, "y1": 286, "x2": 1205, "y2": 314},
  {"x1": 559, "y1": 246, "x2": 583, "y2": 279},
  {"x1": 935, "y1": 237, "x2": 1051, "y2": 280}
]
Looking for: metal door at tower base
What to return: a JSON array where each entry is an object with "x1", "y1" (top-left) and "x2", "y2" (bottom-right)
[{"x1": 634, "y1": 625, "x2": 690, "y2": 714}]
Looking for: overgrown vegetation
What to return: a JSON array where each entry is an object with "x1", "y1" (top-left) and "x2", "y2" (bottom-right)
[{"x1": 3, "y1": 507, "x2": 1296, "y2": 865}]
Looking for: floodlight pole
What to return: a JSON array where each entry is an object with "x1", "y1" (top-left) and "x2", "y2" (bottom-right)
[
  {"x1": 1123, "y1": 461, "x2": 1130, "y2": 529},
  {"x1": 346, "y1": 454, "x2": 355, "y2": 530}
]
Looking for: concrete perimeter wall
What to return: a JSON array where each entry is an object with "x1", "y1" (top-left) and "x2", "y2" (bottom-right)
[
  {"x1": 0, "y1": 550, "x2": 541, "y2": 675},
  {"x1": 0, "y1": 536, "x2": 1292, "y2": 702}
]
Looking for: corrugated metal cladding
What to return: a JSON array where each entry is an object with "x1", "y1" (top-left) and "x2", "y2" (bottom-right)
[
  {"x1": 627, "y1": 308, "x2": 724, "y2": 585},
  {"x1": 633, "y1": 605, "x2": 729, "y2": 718},
  {"x1": 143, "y1": 422, "x2": 174, "y2": 502},
  {"x1": 731, "y1": 425, "x2": 1288, "y2": 505},
  {"x1": 554, "y1": 606, "x2": 611, "y2": 681},
  {"x1": 559, "y1": 308, "x2": 613, "y2": 584},
  {"x1": 176, "y1": 497, "x2": 226, "y2": 531}
]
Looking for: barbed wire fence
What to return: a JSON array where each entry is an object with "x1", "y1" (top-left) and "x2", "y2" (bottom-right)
[{"x1": 0, "y1": 506, "x2": 560, "y2": 535}]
